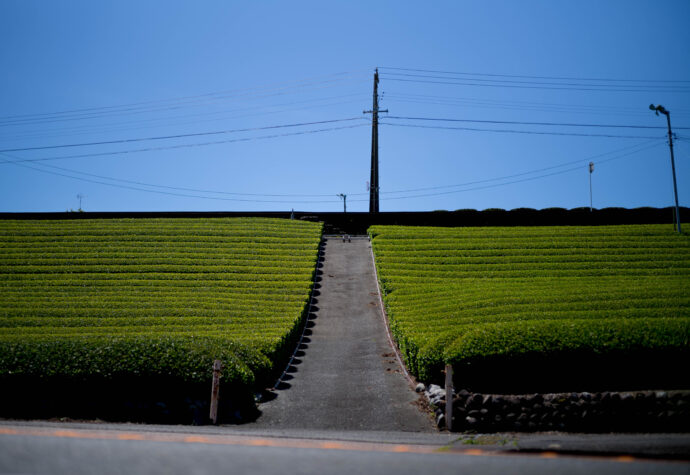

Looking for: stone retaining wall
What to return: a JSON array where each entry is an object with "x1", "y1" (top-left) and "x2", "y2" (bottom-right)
[{"x1": 421, "y1": 385, "x2": 690, "y2": 432}]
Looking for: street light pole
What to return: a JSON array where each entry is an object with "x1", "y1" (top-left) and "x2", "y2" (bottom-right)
[
  {"x1": 589, "y1": 162, "x2": 594, "y2": 212},
  {"x1": 650, "y1": 104, "x2": 681, "y2": 234},
  {"x1": 337, "y1": 194, "x2": 347, "y2": 214}
]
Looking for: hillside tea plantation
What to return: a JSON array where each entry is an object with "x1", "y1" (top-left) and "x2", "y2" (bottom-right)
[
  {"x1": 0, "y1": 218, "x2": 322, "y2": 394},
  {"x1": 369, "y1": 224, "x2": 690, "y2": 390}
]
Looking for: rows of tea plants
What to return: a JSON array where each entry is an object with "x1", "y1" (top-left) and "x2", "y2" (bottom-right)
[
  {"x1": 0, "y1": 218, "x2": 322, "y2": 389},
  {"x1": 369, "y1": 224, "x2": 690, "y2": 384}
]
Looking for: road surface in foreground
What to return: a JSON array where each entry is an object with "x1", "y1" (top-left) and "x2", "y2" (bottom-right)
[{"x1": 1, "y1": 423, "x2": 688, "y2": 475}]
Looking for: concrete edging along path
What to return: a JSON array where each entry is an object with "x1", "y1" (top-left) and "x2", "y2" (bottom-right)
[{"x1": 251, "y1": 235, "x2": 434, "y2": 432}]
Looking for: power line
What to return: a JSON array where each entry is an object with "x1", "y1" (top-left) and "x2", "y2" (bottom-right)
[
  {"x1": 0, "y1": 153, "x2": 338, "y2": 198},
  {"x1": 1, "y1": 138, "x2": 666, "y2": 206},
  {"x1": 0, "y1": 117, "x2": 364, "y2": 153},
  {"x1": 0, "y1": 80, "x2": 369, "y2": 132},
  {"x1": 384, "y1": 115, "x2": 690, "y2": 130},
  {"x1": 349, "y1": 141, "x2": 664, "y2": 202},
  {"x1": 0, "y1": 155, "x2": 342, "y2": 204},
  {"x1": 382, "y1": 93, "x2": 690, "y2": 117},
  {"x1": 378, "y1": 66, "x2": 690, "y2": 84},
  {"x1": 0, "y1": 70, "x2": 370, "y2": 125},
  {"x1": 0, "y1": 94, "x2": 368, "y2": 142},
  {"x1": 380, "y1": 121, "x2": 664, "y2": 140},
  {"x1": 373, "y1": 140, "x2": 663, "y2": 196},
  {"x1": 0, "y1": 122, "x2": 370, "y2": 164},
  {"x1": 378, "y1": 76, "x2": 690, "y2": 94},
  {"x1": 4, "y1": 140, "x2": 662, "y2": 205},
  {"x1": 380, "y1": 71, "x2": 690, "y2": 91}
]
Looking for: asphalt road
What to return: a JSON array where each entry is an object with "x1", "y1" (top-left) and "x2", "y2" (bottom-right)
[
  {"x1": 1, "y1": 424, "x2": 688, "y2": 475},
  {"x1": 252, "y1": 236, "x2": 433, "y2": 432}
]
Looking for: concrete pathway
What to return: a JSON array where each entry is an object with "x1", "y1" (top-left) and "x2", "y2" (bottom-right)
[{"x1": 251, "y1": 235, "x2": 434, "y2": 432}]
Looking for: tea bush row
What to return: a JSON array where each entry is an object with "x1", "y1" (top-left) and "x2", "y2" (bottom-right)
[
  {"x1": 369, "y1": 224, "x2": 690, "y2": 384},
  {"x1": 0, "y1": 218, "x2": 322, "y2": 391}
]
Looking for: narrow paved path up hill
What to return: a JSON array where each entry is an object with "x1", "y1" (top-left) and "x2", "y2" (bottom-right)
[{"x1": 251, "y1": 236, "x2": 434, "y2": 432}]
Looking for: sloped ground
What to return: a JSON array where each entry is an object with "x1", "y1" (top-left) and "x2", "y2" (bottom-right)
[{"x1": 252, "y1": 236, "x2": 434, "y2": 431}]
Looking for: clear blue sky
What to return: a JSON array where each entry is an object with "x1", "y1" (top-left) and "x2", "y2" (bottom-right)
[{"x1": 1, "y1": 0, "x2": 689, "y2": 213}]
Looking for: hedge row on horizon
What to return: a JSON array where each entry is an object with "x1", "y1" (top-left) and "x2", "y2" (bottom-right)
[
  {"x1": 369, "y1": 224, "x2": 690, "y2": 385},
  {"x1": 0, "y1": 217, "x2": 322, "y2": 391}
]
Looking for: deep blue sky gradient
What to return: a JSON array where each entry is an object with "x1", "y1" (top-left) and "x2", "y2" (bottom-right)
[{"x1": 1, "y1": 0, "x2": 689, "y2": 212}]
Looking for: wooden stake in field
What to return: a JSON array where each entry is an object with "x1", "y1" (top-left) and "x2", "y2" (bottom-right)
[
  {"x1": 210, "y1": 360, "x2": 222, "y2": 424},
  {"x1": 445, "y1": 364, "x2": 453, "y2": 431}
]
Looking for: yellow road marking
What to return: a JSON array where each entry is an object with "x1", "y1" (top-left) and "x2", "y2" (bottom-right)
[
  {"x1": 0, "y1": 425, "x2": 677, "y2": 464},
  {"x1": 117, "y1": 433, "x2": 145, "y2": 441},
  {"x1": 184, "y1": 435, "x2": 211, "y2": 443},
  {"x1": 463, "y1": 449, "x2": 485, "y2": 456},
  {"x1": 540, "y1": 451, "x2": 559, "y2": 459}
]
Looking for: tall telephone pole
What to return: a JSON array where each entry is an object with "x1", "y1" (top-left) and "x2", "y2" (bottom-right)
[{"x1": 364, "y1": 69, "x2": 387, "y2": 214}]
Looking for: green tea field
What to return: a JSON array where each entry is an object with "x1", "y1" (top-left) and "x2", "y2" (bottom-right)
[
  {"x1": 369, "y1": 224, "x2": 690, "y2": 391},
  {"x1": 0, "y1": 218, "x2": 322, "y2": 404}
]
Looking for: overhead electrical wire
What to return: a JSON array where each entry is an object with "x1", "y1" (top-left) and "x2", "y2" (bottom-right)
[
  {"x1": 0, "y1": 122, "x2": 370, "y2": 164},
  {"x1": 380, "y1": 121, "x2": 664, "y2": 140},
  {"x1": 382, "y1": 92, "x2": 690, "y2": 118},
  {"x1": 0, "y1": 70, "x2": 370, "y2": 125},
  {"x1": 370, "y1": 139, "x2": 663, "y2": 196},
  {"x1": 0, "y1": 80, "x2": 369, "y2": 131},
  {"x1": 2, "y1": 139, "x2": 665, "y2": 204},
  {"x1": 0, "y1": 156, "x2": 343, "y2": 204},
  {"x1": 383, "y1": 115, "x2": 689, "y2": 130},
  {"x1": 0, "y1": 117, "x2": 365, "y2": 153},
  {"x1": 0, "y1": 95, "x2": 368, "y2": 142},
  {"x1": 379, "y1": 71, "x2": 690, "y2": 92},
  {"x1": 1, "y1": 155, "x2": 338, "y2": 198},
  {"x1": 378, "y1": 76, "x2": 690, "y2": 94},
  {"x1": 348, "y1": 141, "x2": 665, "y2": 202},
  {"x1": 4, "y1": 67, "x2": 686, "y2": 208},
  {"x1": 377, "y1": 66, "x2": 690, "y2": 84}
]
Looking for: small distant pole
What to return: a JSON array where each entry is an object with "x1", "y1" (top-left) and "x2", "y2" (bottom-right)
[
  {"x1": 650, "y1": 104, "x2": 681, "y2": 233},
  {"x1": 77, "y1": 193, "x2": 85, "y2": 211},
  {"x1": 337, "y1": 194, "x2": 347, "y2": 214},
  {"x1": 589, "y1": 162, "x2": 594, "y2": 212},
  {"x1": 290, "y1": 208, "x2": 294, "y2": 220},
  {"x1": 209, "y1": 360, "x2": 222, "y2": 424}
]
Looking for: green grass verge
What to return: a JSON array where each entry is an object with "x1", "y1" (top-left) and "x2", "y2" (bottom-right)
[{"x1": 369, "y1": 224, "x2": 690, "y2": 389}]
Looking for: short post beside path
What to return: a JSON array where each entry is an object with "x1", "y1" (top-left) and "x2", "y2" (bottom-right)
[
  {"x1": 209, "y1": 359, "x2": 222, "y2": 424},
  {"x1": 445, "y1": 364, "x2": 453, "y2": 431}
]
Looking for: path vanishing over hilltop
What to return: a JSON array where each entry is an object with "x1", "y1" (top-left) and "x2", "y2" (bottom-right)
[{"x1": 251, "y1": 236, "x2": 434, "y2": 432}]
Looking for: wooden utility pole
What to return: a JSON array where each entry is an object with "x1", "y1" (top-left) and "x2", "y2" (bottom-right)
[{"x1": 364, "y1": 69, "x2": 387, "y2": 214}]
